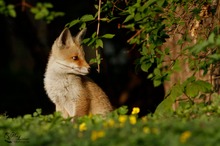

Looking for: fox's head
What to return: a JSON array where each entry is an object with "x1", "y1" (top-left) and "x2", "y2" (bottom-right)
[{"x1": 51, "y1": 28, "x2": 90, "y2": 75}]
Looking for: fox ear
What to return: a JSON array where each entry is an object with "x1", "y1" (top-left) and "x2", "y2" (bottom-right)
[
  {"x1": 57, "y1": 28, "x2": 74, "y2": 48},
  {"x1": 75, "y1": 28, "x2": 87, "y2": 44}
]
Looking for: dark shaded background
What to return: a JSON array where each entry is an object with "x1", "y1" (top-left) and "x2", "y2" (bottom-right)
[{"x1": 0, "y1": 0, "x2": 164, "y2": 117}]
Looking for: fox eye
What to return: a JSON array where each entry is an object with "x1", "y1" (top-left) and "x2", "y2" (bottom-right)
[{"x1": 72, "y1": 56, "x2": 78, "y2": 60}]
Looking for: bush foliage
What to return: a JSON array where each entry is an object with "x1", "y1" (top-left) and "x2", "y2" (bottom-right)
[
  {"x1": 65, "y1": 0, "x2": 220, "y2": 115},
  {"x1": 1, "y1": 106, "x2": 220, "y2": 146}
]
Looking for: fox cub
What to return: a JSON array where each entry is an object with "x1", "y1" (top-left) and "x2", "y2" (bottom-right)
[{"x1": 44, "y1": 28, "x2": 112, "y2": 118}]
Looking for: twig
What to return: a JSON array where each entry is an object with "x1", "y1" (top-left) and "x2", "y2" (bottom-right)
[
  {"x1": 21, "y1": 0, "x2": 32, "y2": 11},
  {"x1": 127, "y1": 28, "x2": 144, "y2": 43},
  {"x1": 184, "y1": 93, "x2": 195, "y2": 105},
  {"x1": 15, "y1": 0, "x2": 32, "y2": 11},
  {"x1": 96, "y1": 0, "x2": 102, "y2": 73},
  {"x1": 111, "y1": 0, "x2": 124, "y2": 13}
]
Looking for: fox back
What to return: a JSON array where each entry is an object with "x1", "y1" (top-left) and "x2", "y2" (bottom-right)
[{"x1": 44, "y1": 28, "x2": 112, "y2": 118}]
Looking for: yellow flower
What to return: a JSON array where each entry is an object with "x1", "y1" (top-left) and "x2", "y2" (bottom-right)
[
  {"x1": 107, "y1": 119, "x2": 115, "y2": 127},
  {"x1": 79, "y1": 122, "x2": 87, "y2": 132},
  {"x1": 180, "y1": 131, "x2": 192, "y2": 143},
  {"x1": 118, "y1": 115, "x2": 127, "y2": 123},
  {"x1": 143, "y1": 127, "x2": 150, "y2": 134},
  {"x1": 103, "y1": 119, "x2": 115, "y2": 128},
  {"x1": 129, "y1": 115, "x2": 137, "y2": 125},
  {"x1": 91, "y1": 130, "x2": 105, "y2": 141},
  {"x1": 131, "y1": 107, "x2": 140, "y2": 114}
]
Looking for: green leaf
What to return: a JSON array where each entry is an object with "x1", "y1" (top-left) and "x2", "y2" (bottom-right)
[
  {"x1": 141, "y1": 45, "x2": 147, "y2": 55},
  {"x1": 190, "y1": 41, "x2": 209, "y2": 54},
  {"x1": 0, "y1": 0, "x2": 5, "y2": 6},
  {"x1": 145, "y1": 0, "x2": 157, "y2": 7},
  {"x1": 183, "y1": 76, "x2": 196, "y2": 87},
  {"x1": 207, "y1": 32, "x2": 215, "y2": 44},
  {"x1": 185, "y1": 82, "x2": 199, "y2": 98},
  {"x1": 7, "y1": 4, "x2": 14, "y2": 9},
  {"x1": 117, "y1": 106, "x2": 128, "y2": 115},
  {"x1": 23, "y1": 114, "x2": 32, "y2": 120},
  {"x1": 185, "y1": 80, "x2": 212, "y2": 98},
  {"x1": 30, "y1": 7, "x2": 38, "y2": 13},
  {"x1": 172, "y1": 60, "x2": 181, "y2": 71},
  {"x1": 36, "y1": 2, "x2": 42, "y2": 7},
  {"x1": 92, "y1": 32, "x2": 97, "y2": 38},
  {"x1": 155, "y1": 84, "x2": 184, "y2": 116},
  {"x1": 68, "y1": 19, "x2": 80, "y2": 27},
  {"x1": 123, "y1": 14, "x2": 134, "y2": 23},
  {"x1": 216, "y1": 35, "x2": 220, "y2": 46},
  {"x1": 82, "y1": 38, "x2": 91, "y2": 44},
  {"x1": 80, "y1": 14, "x2": 95, "y2": 22},
  {"x1": 101, "y1": 34, "x2": 115, "y2": 39},
  {"x1": 153, "y1": 79, "x2": 162, "y2": 87},
  {"x1": 153, "y1": 68, "x2": 161, "y2": 76},
  {"x1": 154, "y1": 83, "x2": 179, "y2": 116},
  {"x1": 100, "y1": 18, "x2": 109, "y2": 21},
  {"x1": 44, "y1": 3, "x2": 53, "y2": 8},
  {"x1": 154, "y1": 96, "x2": 174, "y2": 116},
  {"x1": 35, "y1": 12, "x2": 44, "y2": 19},
  {"x1": 211, "y1": 93, "x2": 220, "y2": 106},
  {"x1": 123, "y1": 24, "x2": 135, "y2": 30},
  {"x1": 157, "y1": 0, "x2": 165, "y2": 7},
  {"x1": 41, "y1": 7, "x2": 49, "y2": 16},
  {"x1": 127, "y1": 7, "x2": 136, "y2": 15},
  {"x1": 107, "y1": 17, "x2": 120, "y2": 22},
  {"x1": 89, "y1": 58, "x2": 97, "y2": 64},
  {"x1": 96, "y1": 39, "x2": 103, "y2": 48},
  {"x1": 95, "y1": 54, "x2": 102, "y2": 65},
  {"x1": 134, "y1": 12, "x2": 142, "y2": 21},
  {"x1": 170, "y1": 84, "x2": 184, "y2": 98},
  {"x1": 147, "y1": 73, "x2": 153, "y2": 79},
  {"x1": 97, "y1": 58, "x2": 102, "y2": 65},
  {"x1": 87, "y1": 37, "x2": 96, "y2": 46},
  {"x1": 8, "y1": 5, "x2": 16, "y2": 18},
  {"x1": 80, "y1": 22, "x2": 86, "y2": 29},
  {"x1": 141, "y1": 62, "x2": 152, "y2": 72},
  {"x1": 94, "y1": 4, "x2": 98, "y2": 10},
  {"x1": 208, "y1": 54, "x2": 220, "y2": 61},
  {"x1": 194, "y1": 80, "x2": 212, "y2": 93},
  {"x1": 36, "y1": 108, "x2": 42, "y2": 115}
]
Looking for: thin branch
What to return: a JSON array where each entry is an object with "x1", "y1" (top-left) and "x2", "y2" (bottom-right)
[
  {"x1": 127, "y1": 28, "x2": 144, "y2": 43},
  {"x1": 21, "y1": 0, "x2": 32, "y2": 11},
  {"x1": 184, "y1": 93, "x2": 195, "y2": 105},
  {"x1": 111, "y1": 0, "x2": 124, "y2": 13},
  {"x1": 15, "y1": 0, "x2": 32, "y2": 11},
  {"x1": 96, "y1": 0, "x2": 102, "y2": 73}
]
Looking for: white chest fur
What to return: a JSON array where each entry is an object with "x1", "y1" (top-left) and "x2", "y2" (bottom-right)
[{"x1": 44, "y1": 72, "x2": 83, "y2": 104}]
